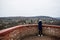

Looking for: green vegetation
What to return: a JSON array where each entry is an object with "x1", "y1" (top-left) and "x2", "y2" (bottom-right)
[{"x1": 0, "y1": 16, "x2": 60, "y2": 30}]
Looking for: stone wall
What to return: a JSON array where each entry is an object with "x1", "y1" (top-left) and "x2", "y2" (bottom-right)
[
  {"x1": 0, "y1": 24, "x2": 60, "y2": 40},
  {"x1": 43, "y1": 25, "x2": 60, "y2": 37},
  {"x1": 0, "y1": 24, "x2": 38, "y2": 40}
]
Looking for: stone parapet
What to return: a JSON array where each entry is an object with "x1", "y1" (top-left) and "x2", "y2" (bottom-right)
[{"x1": 0, "y1": 24, "x2": 60, "y2": 40}]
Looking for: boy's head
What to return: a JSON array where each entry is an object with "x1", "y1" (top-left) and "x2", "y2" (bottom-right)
[{"x1": 39, "y1": 20, "x2": 42, "y2": 22}]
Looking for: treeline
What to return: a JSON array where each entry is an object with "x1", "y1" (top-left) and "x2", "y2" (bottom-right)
[{"x1": 0, "y1": 16, "x2": 60, "y2": 30}]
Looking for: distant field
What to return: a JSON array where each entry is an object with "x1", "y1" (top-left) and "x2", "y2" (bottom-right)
[{"x1": 0, "y1": 16, "x2": 60, "y2": 30}]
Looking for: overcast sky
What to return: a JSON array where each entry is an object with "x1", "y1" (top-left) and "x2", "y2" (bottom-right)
[{"x1": 0, "y1": 0, "x2": 60, "y2": 17}]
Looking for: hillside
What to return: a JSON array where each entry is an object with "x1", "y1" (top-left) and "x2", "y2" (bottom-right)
[{"x1": 0, "y1": 16, "x2": 60, "y2": 30}]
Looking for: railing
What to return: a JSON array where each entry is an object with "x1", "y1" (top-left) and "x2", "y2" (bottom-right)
[{"x1": 0, "y1": 24, "x2": 60, "y2": 40}]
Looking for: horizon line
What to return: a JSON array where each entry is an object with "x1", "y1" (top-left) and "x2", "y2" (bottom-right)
[{"x1": 0, "y1": 16, "x2": 60, "y2": 18}]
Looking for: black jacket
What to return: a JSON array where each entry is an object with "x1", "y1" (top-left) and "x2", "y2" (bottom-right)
[{"x1": 38, "y1": 21, "x2": 42, "y2": 30}]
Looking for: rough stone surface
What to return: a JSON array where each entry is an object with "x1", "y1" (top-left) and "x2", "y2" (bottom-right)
[
  {"x1": 43, "y1": 27, "x2": 60, "y2": 37},
  {"x1": 0, "y1": 24, "x2": 60, "y2": 40},
  {"x1": 22, "y1": 35, "x2": 58, "y2": 40}
]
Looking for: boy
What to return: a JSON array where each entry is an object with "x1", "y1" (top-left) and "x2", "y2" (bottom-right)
[{"x1": 38, "y1": 20, "x2": 43, "y2": 36}]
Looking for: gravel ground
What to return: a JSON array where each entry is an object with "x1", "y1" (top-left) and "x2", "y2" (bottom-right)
[{"x1": 22, "y1": 35, "x2": 60, "y2": 40}]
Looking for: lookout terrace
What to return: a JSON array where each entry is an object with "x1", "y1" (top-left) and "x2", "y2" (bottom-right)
[{"x1": 0, "y1": 24, "x2": 60, "y2": 40}]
